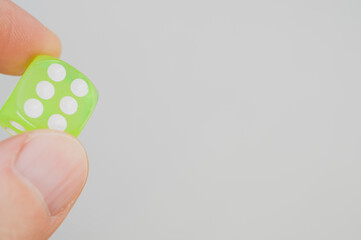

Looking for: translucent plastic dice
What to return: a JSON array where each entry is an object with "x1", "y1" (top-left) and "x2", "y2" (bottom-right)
[{"x1": 0, "y1": 55, "x2": 98, "y2": 137}]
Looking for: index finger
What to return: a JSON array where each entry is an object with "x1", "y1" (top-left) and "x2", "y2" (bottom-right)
[{"x1": 0, "y1": 0, "x2": 61, "y2": 75}]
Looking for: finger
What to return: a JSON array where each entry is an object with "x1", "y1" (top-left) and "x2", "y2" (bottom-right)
[
  {"x1": 0, "y1": 130, "x2": 88, "y2": 239},
  {"x1": 0, "y1": 0, "x2": 61, "y2": 75}
]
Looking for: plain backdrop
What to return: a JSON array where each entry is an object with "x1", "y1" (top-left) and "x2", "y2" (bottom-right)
[{"x1": 1, "y1": 0, "x2": 361, "y2": 239}]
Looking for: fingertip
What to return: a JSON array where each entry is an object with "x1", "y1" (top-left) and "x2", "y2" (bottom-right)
[
  {"x1": 0, "y1": 0, "x2": 62, "y2": 75},
  {"x1": 16, "y1": 130, "x2": 88, "y2": 215},
  {"x1": 0, "y1": 130, "x2": 88, "y2": 238}
]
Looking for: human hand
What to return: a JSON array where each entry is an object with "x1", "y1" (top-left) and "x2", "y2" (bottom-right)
[{"x1": 0, "y1": 0, "x2": 88, "y2": 239}]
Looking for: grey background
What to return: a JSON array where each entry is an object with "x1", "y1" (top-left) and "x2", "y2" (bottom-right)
[{"x1": 1, "y1": 0, "x2": 361, "y2": 239}]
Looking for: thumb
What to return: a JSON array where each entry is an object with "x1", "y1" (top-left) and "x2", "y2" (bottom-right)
[{"x1": 0, "y1": 130, "x2": 88, "y2": 239}]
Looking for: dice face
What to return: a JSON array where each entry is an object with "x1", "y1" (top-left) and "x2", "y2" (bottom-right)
[{"x1": 0, "y1": 55, "x2": 98, "y2": 137}]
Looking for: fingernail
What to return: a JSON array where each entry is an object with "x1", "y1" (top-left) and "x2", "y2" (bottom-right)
[{"x1": 15, "y1": 132, "x2": 88, "y2": 216}]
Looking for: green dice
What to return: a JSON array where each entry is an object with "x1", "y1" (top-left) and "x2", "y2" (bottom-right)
[{"x1": 0, "y1": 55, "x2": 98, "y2": 137}]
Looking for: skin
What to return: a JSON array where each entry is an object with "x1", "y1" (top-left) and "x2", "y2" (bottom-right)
[{"x1": 0, "y1": 0, "x2": 89, "y2": 239}]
